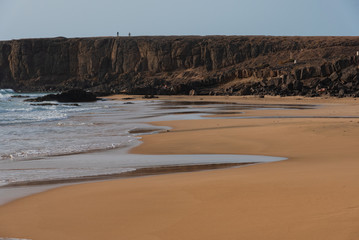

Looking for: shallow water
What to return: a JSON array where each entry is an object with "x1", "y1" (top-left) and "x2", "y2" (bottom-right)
[
  {"x1": 0, "y1": 151, "x2": 286, "y2": 204},
  {"x1": 1, "y1": 93, "x2": 314, "y2": 162},
  {"x1": 1, "y1": 150, "x2": 285, "y2": 187},
  {"x1": 2, "y1": 91, "x2": 317, "y2": 205},
  {"x1": 1, "y1": 96, "x2": 164, "y2": 161},
  {"x1": 0, "y1": 238, "x2": 30, "y2": 240}
]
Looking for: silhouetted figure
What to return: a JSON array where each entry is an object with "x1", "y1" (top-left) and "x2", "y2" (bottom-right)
[
  {"x1": 117, "y1": 32, "x2": 119, "y2": 37},
  {"x1": 128, "y1": 32, "x2": 131, "y2": 37}
]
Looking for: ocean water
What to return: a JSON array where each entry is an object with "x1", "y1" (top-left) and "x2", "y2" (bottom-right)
[
  {"x1": 0, "y1": 89, "x2": 166, "y2": 162},
  {"x1": 0, "y1": 89, "x2": 291, "y2": 192},
  {"x1": 0, "y1": 89, "x2": 174, "y2": 187}
]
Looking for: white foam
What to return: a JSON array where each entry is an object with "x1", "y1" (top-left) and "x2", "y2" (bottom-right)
[
  {"x1": 0, "y1": 167, "x2": 136, "y2": 186},
  {"x1": 0, "y1": 89, "x2": 15, "y2": 101},
  {"x1": 0, "y1": 180, "x2": 8, "y2": 187},
  {"x1": 0, "y1": 238, "x2": 31, "y2": 240},
  {"x1": 0, "y1": 139, "x2": 129, "y2": 161}
]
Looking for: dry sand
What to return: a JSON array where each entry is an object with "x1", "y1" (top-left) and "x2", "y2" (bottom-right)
[{"x1": 1, "y1": 96, "x2": 359, "y2": 240}]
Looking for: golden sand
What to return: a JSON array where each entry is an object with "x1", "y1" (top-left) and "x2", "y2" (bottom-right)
[{"x1": 1, "y1": 96, "x2": 359, "y2": 240}]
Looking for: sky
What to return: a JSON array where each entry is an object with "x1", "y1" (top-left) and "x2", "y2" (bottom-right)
[{"x1": 0, "y1": 0, "x2": 358, "y2": 40}]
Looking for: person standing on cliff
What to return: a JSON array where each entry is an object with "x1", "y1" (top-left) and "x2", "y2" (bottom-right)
[{"x1": 128, "y1": 32, "x2": 131, "y2": 37}]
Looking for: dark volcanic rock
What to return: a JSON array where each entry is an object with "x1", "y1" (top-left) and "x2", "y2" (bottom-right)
[
  {"x1": 1, "y1": 36, "x2": 359, "y2": 97},
  {"x1": 30, "y1": 103, "x2": 59, "y2": 106},
  {"x1": 11, "y1": 95, "x2": 30, "y2": 98},
  {"x1": 25, "y1": 89, "x2": 98, "y2": 102}
]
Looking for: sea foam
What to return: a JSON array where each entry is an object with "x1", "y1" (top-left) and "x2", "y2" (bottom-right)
[{"x1": 0, "y1": 89, "x2": 15, "y2": 101}]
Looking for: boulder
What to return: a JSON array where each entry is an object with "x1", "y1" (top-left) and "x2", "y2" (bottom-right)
[
  {"x1": 341, "y1": 67, "x2": 358, "y2": 82},
  {"x1": 329, "y1": 72, "x2": 339, "y2": 81},
  {"x1": 189, "y1": 89, "x2": 196, "y2": 96},
  {"x1": 338, "y1": 89, "x2": 345, "y2": 98},
  {"x1": 25, "y1": 89, "x2": 98, "y2": 102}
]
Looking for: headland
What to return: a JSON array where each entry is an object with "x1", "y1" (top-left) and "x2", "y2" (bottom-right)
[{"x1": 1, "y1": 36, "x2": 359, "y2": 97}]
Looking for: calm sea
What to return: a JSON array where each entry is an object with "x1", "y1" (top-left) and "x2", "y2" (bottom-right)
[
  {"x1": 1, "y1": 89, "x2": 160, "y2": 161},
  {"x1": 0, "y1": 89, "x2": 288, "y2": 194},
  {"x1": 0, "y1": 89, "x2": 173, "y2": 187}
]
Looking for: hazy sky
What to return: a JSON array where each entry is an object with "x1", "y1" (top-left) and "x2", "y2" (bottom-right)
[{"x1": 1, "y1": 0, "x2": 358, "y2": 40}]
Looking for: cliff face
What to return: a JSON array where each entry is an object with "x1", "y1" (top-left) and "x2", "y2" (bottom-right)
[{"x1": 1, "y1": 36, "x2": 359, "y2": 96}]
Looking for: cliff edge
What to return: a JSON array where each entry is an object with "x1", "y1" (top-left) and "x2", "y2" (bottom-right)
[{"x1": 1, "y1": 36, "x2": 359, "y2": 97}]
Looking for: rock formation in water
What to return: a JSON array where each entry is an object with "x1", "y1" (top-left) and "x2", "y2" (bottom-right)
[
  {"x1": 24, "y1": 89, "x2": 98, "y2": 102},
  {"x1": 0, "y1": 36, "x2": 359, "y2": 97}
]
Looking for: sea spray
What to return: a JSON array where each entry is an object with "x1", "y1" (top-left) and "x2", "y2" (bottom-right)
[{"x1": 0, "y1": 89, "x2": 15, "y2": 101}]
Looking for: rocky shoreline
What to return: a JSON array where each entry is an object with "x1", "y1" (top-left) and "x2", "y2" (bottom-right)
[{"x1": 1, "y1": 36, "x2": 358, "y2": 97}]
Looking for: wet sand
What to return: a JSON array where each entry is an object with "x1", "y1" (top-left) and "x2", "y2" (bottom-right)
[
  {"x1": 2, "y1": 162, "x2": 254, "y2": 188},
  {"x1": 1, "y1": 96, "x2": 359, "y2": 240}
]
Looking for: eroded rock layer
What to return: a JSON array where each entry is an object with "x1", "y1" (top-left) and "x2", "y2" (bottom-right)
[{"x1": 1, "y1": 36, "x2": 359, "y2": 96}]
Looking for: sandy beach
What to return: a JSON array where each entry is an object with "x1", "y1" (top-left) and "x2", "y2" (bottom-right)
[{"x1": 1, "y1": 95, "x2": 359, "y2": 240}]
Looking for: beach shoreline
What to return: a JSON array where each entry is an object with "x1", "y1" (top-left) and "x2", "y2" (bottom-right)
[
  {"x1": 0, "y1": 95, "x2": 292, "y2": 205},
  {"x1": 1, "y1": 95, "x2": 359, "y2": 240}
]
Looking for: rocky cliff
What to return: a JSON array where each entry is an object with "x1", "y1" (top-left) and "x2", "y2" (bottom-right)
[{"x1": 1, "y1": 36, "x2": 359, "y2": 97}]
